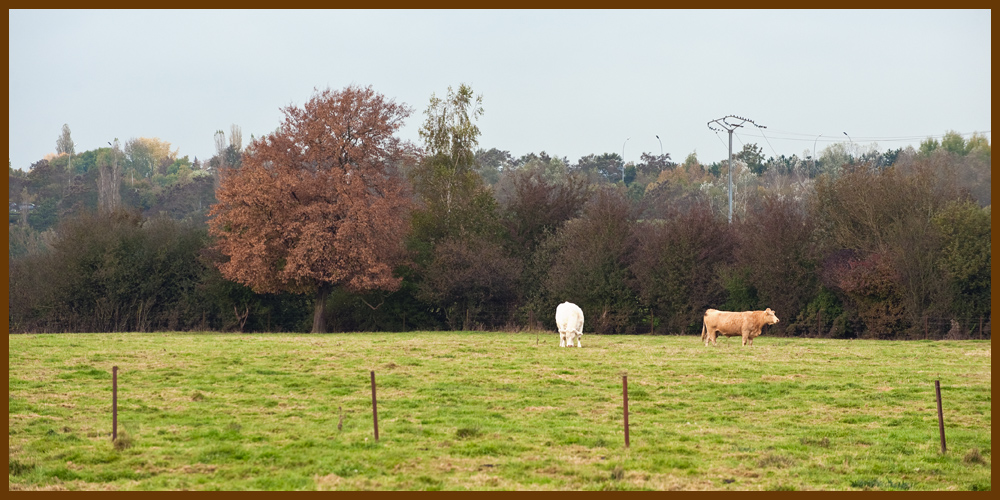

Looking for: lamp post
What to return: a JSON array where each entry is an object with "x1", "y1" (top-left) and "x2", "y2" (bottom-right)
[
  {"x1": 621, "y1": 137, "x2": 630, "y2": 183},
  {"x1": 656, "y1": 135, "x2": 663, "y2": 156},
  {"x1": 843, "y1": 131, "x2": 854, "y2": 161}
]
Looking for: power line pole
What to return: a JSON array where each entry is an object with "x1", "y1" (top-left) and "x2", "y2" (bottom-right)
[{"x1": 706, "y1": 116, "x2": 766, "y2": 223}]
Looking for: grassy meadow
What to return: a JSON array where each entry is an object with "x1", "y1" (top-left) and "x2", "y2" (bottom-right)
[{"x1": 8, "y1": 331, "x2": 992, "y2": 491}]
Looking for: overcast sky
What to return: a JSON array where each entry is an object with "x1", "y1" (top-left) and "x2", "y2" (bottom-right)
[{"x1": 8, "y1": 9, "x2": 992, "y2": 171}]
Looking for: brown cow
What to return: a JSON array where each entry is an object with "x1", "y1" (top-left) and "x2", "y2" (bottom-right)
[{"x1": 701, "y1": 308, "x2": 779, "y2": 347}]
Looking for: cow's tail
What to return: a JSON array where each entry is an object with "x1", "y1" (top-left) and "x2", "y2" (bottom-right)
[{"x1": 701, "y1": 320, "x2": 707, "y2": 342}]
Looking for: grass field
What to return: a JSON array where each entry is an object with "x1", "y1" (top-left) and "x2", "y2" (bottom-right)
[{"x1": 7, "y1": 331, "x2": 991, "y2": 491}]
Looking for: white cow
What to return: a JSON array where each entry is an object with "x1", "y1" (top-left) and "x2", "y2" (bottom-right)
[{"x1": 555, "y1": 302, "x2": 584, "y2": 348}]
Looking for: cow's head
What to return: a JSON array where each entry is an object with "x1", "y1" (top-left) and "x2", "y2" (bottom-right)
[{"x1": 764, "y1": 308, "x2": 779, "y2": 325}]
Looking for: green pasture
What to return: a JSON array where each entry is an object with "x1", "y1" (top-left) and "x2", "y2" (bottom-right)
[{"x1": 8, "y1": 332, "x2": 991, "y2": 490}]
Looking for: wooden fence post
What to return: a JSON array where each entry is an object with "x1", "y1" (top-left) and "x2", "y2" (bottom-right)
[
  {"x1": 370, "y1": 370, "x2": 379, "y2": 442},
  {"x1": 935, "y1": 380, "x2": 946, "y2": 454},
  {"x1": 622, "y1": 375, "x2": 630, "y2": 448},
  {"x1": 112, "y1": 366, "x2": 118, "y2": 442}
]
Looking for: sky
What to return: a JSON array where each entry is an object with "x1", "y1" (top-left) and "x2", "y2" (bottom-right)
[{"x1": 8, "y1": 9, "x2": 992, "y2": 171}]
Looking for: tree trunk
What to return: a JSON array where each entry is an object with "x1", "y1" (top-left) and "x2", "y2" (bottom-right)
[{"x1": 312, "y1": 283, "x2": 332, "y2": 333}]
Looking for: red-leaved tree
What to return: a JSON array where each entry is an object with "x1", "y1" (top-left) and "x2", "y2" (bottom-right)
[{"x1": 208, "y1": 86, "x2": 413, "y2": 333}]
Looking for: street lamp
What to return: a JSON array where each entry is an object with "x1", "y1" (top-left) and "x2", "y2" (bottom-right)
[
  {"x1": 656, "y1": 135, "x2": 663, "y2": 156},
  {"x1": 621, "y1": 137, "x2": 630, "y2": 183},
  {"x1": 843, "y1": 131, "x2": 854, "y2": 161}
]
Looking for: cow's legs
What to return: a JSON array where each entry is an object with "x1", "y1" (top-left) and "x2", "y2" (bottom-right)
[
  {"x1": 575, "y1": 333, "x2": 582, "y2": 348},
  {"x1": 559, "y1": 331, "x2": 566, "y2": 347}
]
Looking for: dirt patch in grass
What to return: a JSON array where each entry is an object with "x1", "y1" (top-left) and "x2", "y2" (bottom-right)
[
  {"x1": 644, "y1": 474, "x2": 716, "y2": 491},
  {"x1": 729, "y1": 467, "x2": 761, "y2": 478},
  {"x1": 9, "y1": 413, "x2": 64, "y2": 421},
  {"x1": 9, "y1": 483, "x2": 70, "y2": 491},
  {"x1": 963, "y1": 349, "x2": 990, "y2": 357},
  {"x1": 761, "y1": 374, "x2": 806, "y2": 382},
  {"x1": 314, "y1": 473, "x2": 344, "y2": 490},
  {"x1": 712, "y1": 378, "x2": 746, "y2": 384},
  {"x1": 551, "y1": 446, "x2": 607, "y2": 466},
  {"x1": 428, "y1": 456, "x2": 486, "y2": 474},
  {"x1": 757, "y1": 453, "x2": 797, "y2": 468},
  {"x1": 18, "y1": 390, "x2": 83, "y2": 406},
  {"x1": 178, "y1": 463, "x2": 218, "y2": 474},
  {"x1": 467, "y1": 471, "x2": 506, "y2": 488}
]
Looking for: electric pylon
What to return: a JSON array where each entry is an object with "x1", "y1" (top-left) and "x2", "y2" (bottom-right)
[{"x1": 706, "y1": 115, "x2": 766, "y2": 223}]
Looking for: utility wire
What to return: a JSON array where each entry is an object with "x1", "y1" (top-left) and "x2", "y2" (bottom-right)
[
  {"x1": 712, "y1": 130, "x2": 729, "y2": 152},
  {"x1": 747, "y1": 129, "x2": 990, "y2": 143},
  {"x1": 757, "y1": 127, "x2": 780, "y2": 158}
]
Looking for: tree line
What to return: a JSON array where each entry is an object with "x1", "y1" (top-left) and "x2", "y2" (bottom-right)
[{"x1": 8, "y1": 85, "x2": 991, "y2": 339}]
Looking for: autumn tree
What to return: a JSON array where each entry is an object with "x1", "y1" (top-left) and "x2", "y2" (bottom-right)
[
  {"x1": 98, "y1": 139, "x2": 123, "y2": 213},
  {"x1": 813, "y1": 161, "x2": 963, "y2": 336},
  {"x1": 208, "y1": 85, "x2": 413, "y2": 333},
  {"x1": 474, "y1": 147, "x2": 515, "y2": 185},
  {"x1": 731, "y1": 195, "x2": 820, "y2": 333},
  {"x1": 407, "y1": 84, "x2": 517, "y2": 327},
  {"x1": 573, "y1": 152, "x2": 623, "y2": 184},
  {"x1": 735, "y1": 142, "x2": 766, "y2": 175},
  {"x1": 497, "y1": 165, "x2": 590, "y2": 258},
  {"x1": 636, "y1": 151, "x2": 673, "y2": 178},
  {"x1": 56, "y1": 124, "x2": 75, "y2": 173},
  {"x1": 495, "y1": 151, "x2": 571, "y2": 192},
  {"x1": 56, "y1": 124, "x2": 75, "y2": 155},
  {"x1": 125, "y1": 137, "x2": 178, "y2": 179},
  {"x1": 932, "y1": 200, "x2": 991, "y2": 321},
  {"x1": 212, "y1": 124, "x2": 244, "y2": 172},
  {"x1": 409, "y1": 83, "x2": 497, "y2": 242}
]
